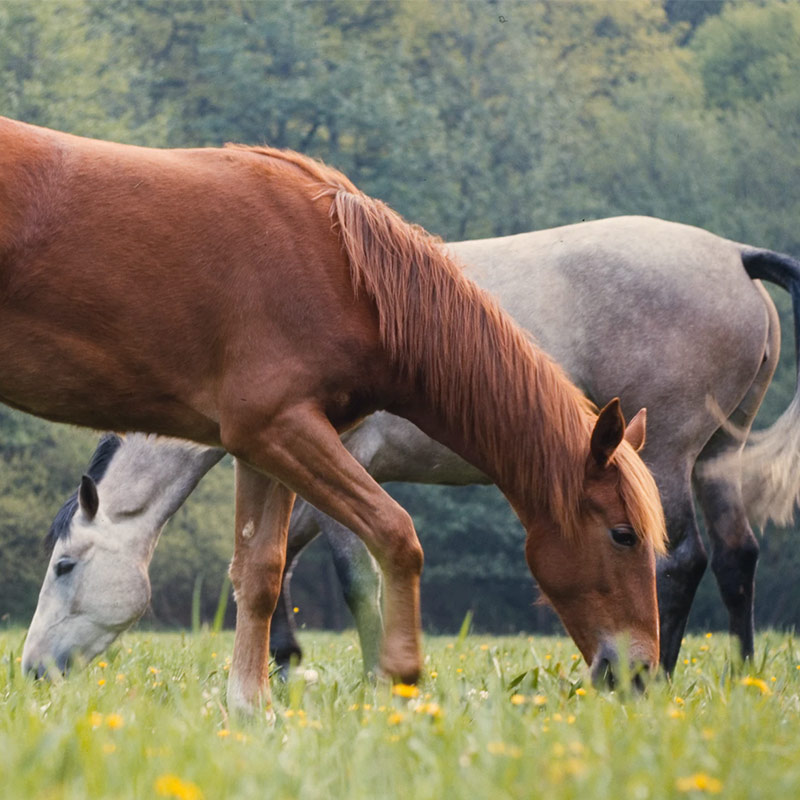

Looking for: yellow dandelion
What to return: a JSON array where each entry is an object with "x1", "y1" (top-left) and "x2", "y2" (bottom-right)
[
  {"x1": 387, "y1": 712, "x2": 405, "y2": 725},
  {"x1": 575, "y1": 687, "x2": 587, "y2": 697},
  {"x1": 510, "y1": 694, "x2": 526, "y2": 705},
  {"x1": 89, "y1": 711, "x2": 104, "y2": 728},
  {"x1": 668, "y1": 707, "x2": 685, "y2": 719},
  {"x1": 674, "y1": 696, "x2": 685, "y2": 705},
  {"x1": 392, "y1": 683, "x2": 419, "y2": 699},
  {"x1": 552, "y1": 713, "x2": 563, "y2": 722},
  {"x1": 97, "y1": 661, "x2": 108, "y2": 669},
  {"x1": 456, "y1": 667, "x2": 463, "y2": 673},
  {"x1": 480, "y1": 644, "x2": 489, "y2": 651},
  {"x1": 154, "y1": 774, "x2": 204, "y2": 800},
  {"x1": 700, "y1": 645, "x2": 709, "y2": 652},
  {"x1": 571, "y1": 654, "x2": 579, "y2": 661},
  {"x1": 115, "y1": 673, "x2": 126, "y2": 683},
  {"x1": 284, "y1": 710, "x2": 295, "y2": 718},
  {"x1": 567, "y1": 715, "x2": 576, "y2": 724},
  {"x1": 429, "y1": 671, "x2": 438, "y2": 679},
  {"x1": 740, "y1": 676, "x2": 771, "y2": 695},
  {"x1": 544, "y1": 654, "x2": 552, "y2": 661},
  {"x1": 97, "y1": 679, "x2": 106, "y2": 687},
  {"x1": 683, "y1": 659, "x2": 690, "y2": 665},
  {"x1": 293, "y1": 607, "x2": 299, "y2": 613},
  {"x1": 771, "y1": 676, "x2": 777, "y2": 683},
  {"x1": 676, "y1": 773, "x2": 723, "y2": 794},
  {"x1": 533, "y1": 694, "x2": 547, "y2": 706},
  {"x1": 216, "y1": 730, "x2": 230, "y2": 738},
  {"x1": 705, "y1": 632, "x2": 713, "y2": 639},
  {"x1": 105, "y1": 714, "x2": 124, "y2": 730}
]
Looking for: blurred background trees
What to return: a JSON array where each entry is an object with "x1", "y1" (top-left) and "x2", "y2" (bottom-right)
[{"x1": 2, "y1": 0, "x2": 800, "y2": 635}]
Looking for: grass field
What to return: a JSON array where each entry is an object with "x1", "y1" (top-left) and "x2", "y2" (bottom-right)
[{"x1": 1, "y1": 628, "x2": 799, "y2": 799}]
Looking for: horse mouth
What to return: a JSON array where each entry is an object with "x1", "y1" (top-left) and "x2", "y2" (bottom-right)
[{"x1": 26, "y1": 651, "x2": 72, "y2": 680}]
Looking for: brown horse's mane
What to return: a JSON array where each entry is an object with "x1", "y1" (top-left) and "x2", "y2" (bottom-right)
[{"x1": 229, "y1": 144, "x2": 666, "y2": 552}]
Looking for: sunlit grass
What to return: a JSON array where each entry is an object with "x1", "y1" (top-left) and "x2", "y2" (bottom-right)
[{"x1": 2, "y1": 629, "x2": 799, "y2": 798}]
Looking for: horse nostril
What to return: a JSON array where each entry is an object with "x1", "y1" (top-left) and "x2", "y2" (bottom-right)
[
  {"x1": 631, "y1": 661, "x2": 653, "y2": 693},
  {"x1": 591, "y1": 656, "x2": 616, "y2": 690}
]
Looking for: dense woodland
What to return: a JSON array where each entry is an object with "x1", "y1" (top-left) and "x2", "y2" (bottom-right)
[{"x1": 2, "y1": 0, "x2": 800, "y2": 635}]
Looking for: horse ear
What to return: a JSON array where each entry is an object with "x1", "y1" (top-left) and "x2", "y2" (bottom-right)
[
  {"x1": 79, "y1": 474, "x2": 99, "y2": 520},
  {"x1": 590, "y1": 398, "x2": 625, "y2": 468},
  {"x1": 624, "y1": 408, "x2": 646, "y2": 453}
]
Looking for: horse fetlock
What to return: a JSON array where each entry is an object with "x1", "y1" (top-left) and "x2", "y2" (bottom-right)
[{"x1": 380, "y1": 645, "x2": 422, "y2": 685}]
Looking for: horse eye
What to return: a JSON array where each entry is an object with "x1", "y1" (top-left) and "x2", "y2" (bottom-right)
[
  {"x1": 610, "y1": 527, "x2": 637, "y2": 548},
  {"x1": 55, "y1": 558, "x2": 76, "y2": 578}
]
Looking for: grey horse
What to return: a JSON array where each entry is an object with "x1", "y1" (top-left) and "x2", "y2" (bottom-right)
[{"x1": 24, "y1": 216, "x2": 800, "y2": 676}]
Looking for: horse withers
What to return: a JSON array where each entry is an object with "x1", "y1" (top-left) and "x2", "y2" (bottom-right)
[{"x1": 6, "y1": 118, "x2": 664, "y2": 711}]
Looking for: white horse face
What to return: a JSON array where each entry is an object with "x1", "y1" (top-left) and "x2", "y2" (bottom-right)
[{"x1": 22, "y1": 476, "x2": 152, "y2": 678}]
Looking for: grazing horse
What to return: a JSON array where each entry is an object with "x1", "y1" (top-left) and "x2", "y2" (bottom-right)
[
  {"x1": 5, "y1": 117, "x2": 665, "y2": 711},
  {"x1": 26, "y1": 217, "x2": 800, "y2": 678}
]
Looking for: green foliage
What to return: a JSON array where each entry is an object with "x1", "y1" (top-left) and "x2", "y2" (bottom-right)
[
  {"x1": 3, "y1": 0, "x2": 800, "y2": 634},
  {"x1": 2, "y1": 629, "x2": 800, "y2": 798}
]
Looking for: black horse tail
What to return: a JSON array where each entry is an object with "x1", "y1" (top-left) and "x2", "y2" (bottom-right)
[{"x1": 731, "y1": 247, "x2": 800, "y2": 526}]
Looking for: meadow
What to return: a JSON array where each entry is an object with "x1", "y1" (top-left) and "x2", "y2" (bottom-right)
[{"x1": 1, "y1": 628, "x2": 798, "y2": 799}]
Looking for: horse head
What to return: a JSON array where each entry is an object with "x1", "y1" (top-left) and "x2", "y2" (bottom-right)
[{"x1": 523, "y1": 400, "x2": 664, "y2": 688}]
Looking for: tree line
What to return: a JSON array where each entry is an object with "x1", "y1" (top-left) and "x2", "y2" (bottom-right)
[{"x1": 1, "y1": 0, "x2": 800, "y2": 634}]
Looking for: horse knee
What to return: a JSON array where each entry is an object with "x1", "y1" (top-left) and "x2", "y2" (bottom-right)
[
  {"x1": 374, "y1": 506, "x2": 423, "y2": 576},
  {"x1": 229, "y1": 558, "x2": 284, "y2": 619}
]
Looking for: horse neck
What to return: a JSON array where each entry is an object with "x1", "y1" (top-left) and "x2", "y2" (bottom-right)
[
  {"x1": 100, "y1": 435, "x2": 224, "y2": 551},
  {"x1": 328, "y1": 188, "x2": 593, "y2": 537}
]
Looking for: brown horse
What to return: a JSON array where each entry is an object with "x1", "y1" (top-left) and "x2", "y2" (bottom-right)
[{"x1": 3, "y1": 117, "x2": 665, "y2": 712}]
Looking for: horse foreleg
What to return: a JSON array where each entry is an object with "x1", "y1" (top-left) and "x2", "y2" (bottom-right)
[
  {"x1": 222, "y1": 405, "x2": 424, "y2": 684},
  {"x1": 269, "y1": 502, "x2": 324, "y2": 677},
  {"x1": 321, "y1": 511, "x2": 384, "y2": 675},
  {"x1": 227, "y1": 462, "x2": 295, "y2": 717}
]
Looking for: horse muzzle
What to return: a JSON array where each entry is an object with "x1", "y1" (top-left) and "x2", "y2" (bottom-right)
[{"x1": 590, "y1": 640, "x2": 653, "y2": 692}]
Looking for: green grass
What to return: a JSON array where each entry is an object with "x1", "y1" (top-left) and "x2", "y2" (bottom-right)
[{"x1": 2, "y1": 628, "x2": 799, "y2": 799}]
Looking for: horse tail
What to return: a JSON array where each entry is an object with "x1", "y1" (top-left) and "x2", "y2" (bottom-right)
[{"x1": 733, "y1": 247, "x2": 800, "y2": 526}]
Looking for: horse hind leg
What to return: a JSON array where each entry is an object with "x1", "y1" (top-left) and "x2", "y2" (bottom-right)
[
  {"x1": 222, "y1": 403, "x2": 424, "y2": 685},
  {"x1": 656, "y1": 471, "x2": 709, "y2": 674},
  {"x1": 694, "y1": 290, "x2": 778, "y2": 661},
  {"x1": 694, "y1": 325, "x2": 778, "y2": 662}
]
